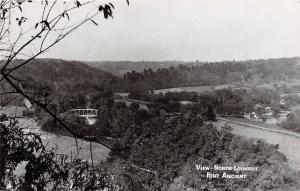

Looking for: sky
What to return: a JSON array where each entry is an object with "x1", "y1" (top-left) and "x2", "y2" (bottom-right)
[{"x1": 26, "y1": 0, "x2": 300, "y2": 62}]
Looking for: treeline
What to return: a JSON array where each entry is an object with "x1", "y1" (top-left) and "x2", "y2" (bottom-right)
[
  {"x1": 126, "y1": 86, "x2": 283, "y2": 118},
  {"x1": 3, "y1": 57, "x2": 300, "y2": 108},
  {"x1": 111, "y1": 57, "x2": 300, "y2": 92},
  {"x1": 86, "y1": 60, "x2": 184, "y2": 76}
]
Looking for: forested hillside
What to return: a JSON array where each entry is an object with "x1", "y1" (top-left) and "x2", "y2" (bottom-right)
[
  {"x1": 2, "y1": 57, "x2": 300, "y2": 101},
  {"x1": 110, "y1": 57, "x2": 300, "y2": 92},
  {"x1": 0, "y1": 59, "x2": 115, "y2": 108},
  {"x1": 13, "y1": 59, "x2": 114, "y2": 93}
]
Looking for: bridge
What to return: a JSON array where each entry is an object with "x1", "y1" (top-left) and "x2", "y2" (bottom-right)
[
  {"x1": 69, "y1": 109, "x2": 97, "y2": 117},
  {"x1": 68, "y1": 109, "x2": 98, "y2": 125},
  {"x1": 113, "y1": 98, "x2": 153, "y2": 111}
]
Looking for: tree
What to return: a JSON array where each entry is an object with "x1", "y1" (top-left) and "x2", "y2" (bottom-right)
[
  {"x1": 129, "y1": 102, "x2": 140, "y2": 112},
  {"x1": 0, "y1": 0, "x2": 129, "y2": 189},
  {"x1": 203, "y1": 106, "x2": 216, "y2": 121}
]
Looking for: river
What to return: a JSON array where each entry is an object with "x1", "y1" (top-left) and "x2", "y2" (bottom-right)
[
  {"x1": 216, "y1": 120, "x2": 300, "y2": 171},
  {"x1": 18, "y1": 118, "x2": 110, "y2": 163}
]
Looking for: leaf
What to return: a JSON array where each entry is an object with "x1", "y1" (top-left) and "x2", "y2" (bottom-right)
[
  {"x1": 41, "y1": 20, "x2": 50, "y2": 30},
  {"x1": 65, "y1": 13, "x2": 70, "y2": 20},
  {"x1": 126, "y1": 0, "x2": 129, "y2": 6},
  {"x1": 109, "y1": 3, "x2": 114, "y2": 9},
  {"x1": 75, "y1": 0, "x2": 81, "y2": 8},
  {"x1": 99, "y1": 5, "x2": 103, "y2": 11},
  {"x1": 18, "y1": 5, "x2": 22, "y2": 12},
  {"x1": 62, "y1": 12, "x2": 70, "y2": 20},
  {"x1": 35, "y1": 23, "x2": 38, "y2": 29},
  {"x1": 43, "y1": 0, "x2": 49, "y2": 5},
  {"x1": 90, "y1": 19, "x2": 98, "y2": 26},
  {"x1": 103, "y1": 5, "x2": 113, "y2": 19}
]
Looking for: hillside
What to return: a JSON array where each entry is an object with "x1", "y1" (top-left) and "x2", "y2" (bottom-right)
[
  {"x1": 3, "y1": 57, "x2": 300, "y2": 96},
  {"x1": 0, "y1": 59, "x2": 115, "y2": 107},
  {"x1": 11, "y1": 59, "x2": 114, "y2": 93},
  {"x1": 109, "y1": 57, "x2": 300, "y2": 92}
]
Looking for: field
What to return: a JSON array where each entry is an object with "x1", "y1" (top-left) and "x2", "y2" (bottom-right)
[{"x1": 152, "y1": 80, "x2": 300, "y2": 95}]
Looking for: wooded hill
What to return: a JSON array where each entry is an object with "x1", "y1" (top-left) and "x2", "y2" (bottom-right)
[
  {"x1": 0, "y1": 59, "x2": 115, "y2": 107},
  {"x1": 9, "y1": 59, "x2": 114, "y2": 94},
  {"x1": 109, "y1": 57, "x2": 300, "y2": 92},
  {"x1": 2, "y1": 57, "x2": 300, "y2": 101}
]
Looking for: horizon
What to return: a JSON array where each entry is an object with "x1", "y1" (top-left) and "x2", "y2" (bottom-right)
[{"x1": 27, "y1": 56, "x2": 300, "y2": 64}]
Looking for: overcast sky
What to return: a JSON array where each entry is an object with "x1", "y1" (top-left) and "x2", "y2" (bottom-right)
[{"x1": 39, "y1": 0, "x2": 300, "y2": 62}]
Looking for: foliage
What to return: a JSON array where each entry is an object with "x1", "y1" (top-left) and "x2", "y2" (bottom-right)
[
  {"x1": 0, "y1": 119, "x2": 115, "y2": 190},
  {"x1": 38, "y1": 98, "x2": 300, "y2": 190},
  {"x1": 167, "y1": 132, "x2": 295, "y2": 191},
  {"x1": 281, "y1": 109, "x2": 300, "y2": 132}
]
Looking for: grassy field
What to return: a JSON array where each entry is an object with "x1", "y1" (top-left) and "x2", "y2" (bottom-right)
[
  {"x1": 153, "y1": 84, "x2": 235, "y2": 94},
  {"x1": 114, "y1": 79, "x2": 300, "y2": 97},
  {"x1": 152, "y1": 80, "x2": 300, "y2": 95}
]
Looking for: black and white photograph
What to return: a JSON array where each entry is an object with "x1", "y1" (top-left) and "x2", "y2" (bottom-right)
[{"x1": 1, "y1": 0, "x2": 300, "y2": 190}]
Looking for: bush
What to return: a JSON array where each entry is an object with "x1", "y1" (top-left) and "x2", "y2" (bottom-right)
[
  {"x1": 0, "y1": 113, "x2": 8, "y2": 122},
  {"x1": 22, "y1": 109, "x2": 35, "y2": 118}
]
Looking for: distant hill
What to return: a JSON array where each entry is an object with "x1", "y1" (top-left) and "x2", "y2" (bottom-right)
[
  {"x1": 1, "y1": 59, "x2": 115, "y2": 98},
  {"x1": 85, "y1": 61, "x2": 185, "y2": 76},
  {"x1": 109, "y1": 57, "x2": 300, "y2": 92},
  {"x1": 3, "y1": 57, "x2": 300, "y2": 98}
]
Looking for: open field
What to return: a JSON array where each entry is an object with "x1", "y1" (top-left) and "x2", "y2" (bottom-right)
[
  {"x1": 151, "y1": 80, "x2": 300, "y2": 95},
  {"x1": 114, "y1": 79, "x2": 300, "y2": 97}
]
